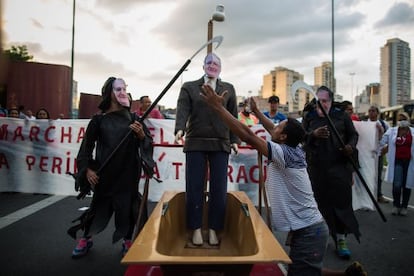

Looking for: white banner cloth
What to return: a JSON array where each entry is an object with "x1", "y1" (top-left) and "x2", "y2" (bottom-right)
[
  {"x1": 0, "y1": 118, "x2": 268, "y2": 204},
  {"x1": 0, "y1": 118, "x2": 378, "y2": 208},
  {"x1": 352, "y1": 121, "x2": 378, "y2": 211}
]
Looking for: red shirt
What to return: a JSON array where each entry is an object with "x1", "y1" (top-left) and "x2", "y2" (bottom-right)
[
  {"x1": 351, "y1": 114, "x2": 360, "y2": 121},
  {"x1": 135, "y1": 108, "x2": 164, "y2": 119},
  {"x1": 396, "y1": 130, "x2": 412, "y2": 160}
]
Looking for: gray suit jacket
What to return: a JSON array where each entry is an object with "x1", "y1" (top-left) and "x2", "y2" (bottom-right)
[{"x1": 175, "y1": 77, "x2": 240, "y2": 152}]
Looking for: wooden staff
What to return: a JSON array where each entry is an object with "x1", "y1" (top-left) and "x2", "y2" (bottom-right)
[{"x1": 258, "y1": 152, "x2": 272, "y2": 229}]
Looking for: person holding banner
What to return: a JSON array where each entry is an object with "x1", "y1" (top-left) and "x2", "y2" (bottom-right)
[
  {"x1": 70, "y1": 77, "x2": 154, "y2": 259},
  {"x1": 200, "y1": 88, "x2": 367, "y2": 276},
  {"x1": 35, "y1": 108, "x2": 50, "y2": 120},
  {"x1": 174, "y1": 53, "x2": 240, "y2": 246},
  {"x1": 302, "y1": 86, "x2": 360, "y2": 260},
  {"x1": 8, "y1": 107, "x2": 19, "y2": 118},
  {"x1": 0, "y1": 104, "x2": 7, "y2": 117}
]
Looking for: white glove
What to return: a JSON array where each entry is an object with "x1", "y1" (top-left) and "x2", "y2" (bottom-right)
[
  {"x1": 175, "y1": 130, "x2": 184, "y2": 144},
  {"x1": 231, "y1": 143, "x2": 239, "y2": 155}
]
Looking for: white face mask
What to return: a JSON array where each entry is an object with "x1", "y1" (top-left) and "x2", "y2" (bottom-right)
[
  {"x1": 398, "y1": 120, "x2": 410, "y2": 128},
  {"x1": 315, "y1": 91, "x2": 331, "y2": 117},
  {"x1": 112, "y1": 79, "x2": 130, "y2": 107},
  {"x1": 203, "y1": 53, "x2": 221, "y2": 79}
]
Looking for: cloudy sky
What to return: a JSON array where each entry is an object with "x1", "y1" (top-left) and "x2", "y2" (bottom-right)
[{"x1": 2, "y1": 0, "x2": 414, "y2": 109}]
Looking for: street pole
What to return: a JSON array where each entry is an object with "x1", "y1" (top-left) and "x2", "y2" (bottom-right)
[
  {"x1": 331, "y1": 0, "x2": 335, "y2": 93},
  {"x1": 350, "y1": 72, "x2": 355, "y2": 105},
  {"x1": 207, "y1": 20, "x2": 213, "y2": 54},
  {"x1": 207, "y1": 5, "x2": 225, "y2": 54},
  {"x1": 70, "y1": 0, "x2": 76, "y2": 118}
]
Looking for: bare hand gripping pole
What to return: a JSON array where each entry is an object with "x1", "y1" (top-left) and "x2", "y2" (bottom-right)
[
  {"x1": 291, "y1": 81, "x2": 387, "y2": 222},
  {"x1": 97, "y1": 36, "x2": 224, "y2": 175}
]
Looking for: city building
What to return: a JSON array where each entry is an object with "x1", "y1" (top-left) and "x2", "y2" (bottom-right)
[
  {"x1": 380, "y1": 38, "x2": 411, "y2": 107},
  {"x1": 349, "y1": 83, "x2": 381, "y2": 116},
  {"x1": 366, "y1": 83, "x2": 381, "y2": 106},
  {"x1": 355, "y1": 89, "x2": 370, "y2": 116},
  {"x1": 314, "y1": 61, "x2": 336, "y2": 93},
  {"x1": 262, "y1": 66, "x2": 304, "y2": 113}
]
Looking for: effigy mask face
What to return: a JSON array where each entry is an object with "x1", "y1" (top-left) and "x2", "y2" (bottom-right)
[
  {"x1": 112, "y1": 78, "x2": 130, "y2": 108},
  {"x1": 316, "y1": 90, "x2": 332, "y2": 117},
  {"x1": 203, "y1": 53, "x2": 221, "y2": 78}
]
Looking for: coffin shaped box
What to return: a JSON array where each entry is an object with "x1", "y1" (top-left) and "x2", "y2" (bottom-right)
[{"x1": 122, "y1": 191, "x2": 291, "y2": 274}]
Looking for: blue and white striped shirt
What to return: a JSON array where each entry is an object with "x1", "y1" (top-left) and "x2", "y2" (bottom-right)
[{"x1": 266, "y1": 141, "x2": 323, "y2": 231}]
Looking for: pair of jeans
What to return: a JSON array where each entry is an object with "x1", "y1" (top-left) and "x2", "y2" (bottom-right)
[
  {"x1": 393, "y1": 159, "x2": 411, "y2": 208},
  {"x1": 185, "y1": 151, "x2": 229, "y2": 230},
  {"x1": 288, "y1": 220, "x2": 329, "y2": 276},
  {"x1": 377, "y1": 155, "x2": 384, "y2": 198}
]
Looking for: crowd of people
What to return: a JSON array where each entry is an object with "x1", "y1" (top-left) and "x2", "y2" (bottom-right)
[
  {"x1": 3, "y1": 55, "x2": 412, "y2": 276},
  {"x1": 0, "y1": 94, "x2": 166, "y2": 121},
  {"x1": 0, "y1": 104, "x2": 54, "y2": 120}
]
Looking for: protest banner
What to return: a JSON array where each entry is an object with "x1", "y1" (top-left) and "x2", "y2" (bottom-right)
[
  {"x1": 0, "y1": 118, "x2": 268, "y2": 203},
  {"x1": 0, "y1": 118, "x2": 376, "y2": 208}
]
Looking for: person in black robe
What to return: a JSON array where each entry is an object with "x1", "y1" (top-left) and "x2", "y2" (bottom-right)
[
  {"x1": 302, "y1": 86, "x2": 360, "y2": 260},
  {"x1": 70, "y1": 77, "x2": 154, "y2": 258}
]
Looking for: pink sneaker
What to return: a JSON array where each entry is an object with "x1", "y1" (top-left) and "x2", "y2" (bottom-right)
[
  {"x1": 122, "y1": 239, "x2": 132, "y2": 256},
  {"x1": 72, "y1": 237, "x2": 93, "y2": 259}
]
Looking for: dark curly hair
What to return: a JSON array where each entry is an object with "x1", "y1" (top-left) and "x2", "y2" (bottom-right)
[
  {"x1": 282, "y1": 118, "x2": 305, "y2": 147},
  {"x1": 98, "y1": 76, "x2": 116, "y2": 112},
  {"x1": 35, "y1": 108, "x2": 50, "y2": 119},
  {"x1": 316, "y1": 86, "x2": 334, "y2": 100}
]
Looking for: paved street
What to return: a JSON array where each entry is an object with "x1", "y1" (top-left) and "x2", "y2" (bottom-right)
[{"x1": 0, "y1": 181, "x2": 413, "y2": 276}]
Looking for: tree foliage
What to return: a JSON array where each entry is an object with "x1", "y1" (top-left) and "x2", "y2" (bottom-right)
[{"x1": 4, "y1": 45, "x2": 33, "y2": 61}]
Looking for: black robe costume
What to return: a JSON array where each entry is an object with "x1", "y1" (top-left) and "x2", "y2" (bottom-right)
[
  {"x1": 302, "y1": 106, "x2": 361, "y2": 243},
  {"x1": 69, "y1": 109, "x2": 154, "y2": 243}
]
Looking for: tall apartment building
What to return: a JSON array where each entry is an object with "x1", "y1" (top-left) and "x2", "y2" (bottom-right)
[
  {"x1": 366, "y1": 83, "x2": 381, "y2": 107},
  {"x1": 262, "y1": 66, "x2": 304, "y2": 113},
  {"x1": 314, "y1": 61, "x2": 336, "y2": 92},
  {"x1": 380, "y1": 38, "x2": 411, "y2": 107}
]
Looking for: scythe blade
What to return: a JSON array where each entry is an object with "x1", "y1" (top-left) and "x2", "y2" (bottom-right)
[{"x1": 290, "y1": 80, "x2": 317, "y2": 103}]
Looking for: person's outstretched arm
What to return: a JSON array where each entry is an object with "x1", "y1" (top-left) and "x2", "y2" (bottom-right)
[
  {"x1": 249, "y1": 97, "x2": 277, "y2": 133},
  {"x1": 200, "y1": 84, "x2": 268, "y2": 157}
]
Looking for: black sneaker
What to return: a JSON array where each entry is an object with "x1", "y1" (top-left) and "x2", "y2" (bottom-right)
[{"x1": 377, "y1": 196, "x2": 389, "y2": 203}]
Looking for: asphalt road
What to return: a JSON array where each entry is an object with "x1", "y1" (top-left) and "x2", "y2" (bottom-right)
[{"x1": 0, "y1": 180, "x2": 413, "y2": 276}]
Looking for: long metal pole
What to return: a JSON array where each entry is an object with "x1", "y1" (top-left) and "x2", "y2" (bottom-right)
[
  {"x1": 331, "y1": 0, "x2": 335, "y2": 93},
  {"x1": 70, "y1": 0, "x2": 76, "y2": 118}
]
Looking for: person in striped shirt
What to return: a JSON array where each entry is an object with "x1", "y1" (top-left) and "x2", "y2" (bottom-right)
[{"x1": 200, "y1": 85, "x2": 367, "y2": 276}]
